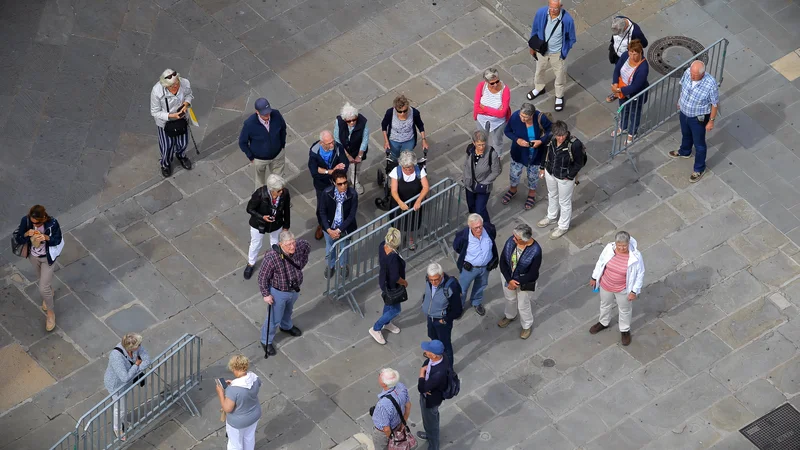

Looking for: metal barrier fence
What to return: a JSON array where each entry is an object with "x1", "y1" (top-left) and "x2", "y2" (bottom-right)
[
  {"x1": 50, "y1": 334, "x2": 202, "y2": 450},
  {"x1": 325, "y1": 178, "x2": 464, "y2": 316},
  {"x1": 610, "y1": 38, "x2": 728, "y2": 172}
]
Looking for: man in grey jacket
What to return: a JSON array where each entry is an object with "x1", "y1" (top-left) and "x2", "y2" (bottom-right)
[
  {"x1": 421, "y1": 263, "x2": 462, "y2": 369},
  {"x1": 462, "y1": 129, "x2": 502, "y2": 225}
]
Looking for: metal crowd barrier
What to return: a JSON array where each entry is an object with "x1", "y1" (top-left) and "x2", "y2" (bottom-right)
[
  {"x1": 325, "y1": 178, "x2": 464, "y2": 316},
  {"x1": 610, "y1": 38, "x2": 729, "y2": 172},
  {"x1": 50, "y1": 334, "x2": 202, "y2": 450}
]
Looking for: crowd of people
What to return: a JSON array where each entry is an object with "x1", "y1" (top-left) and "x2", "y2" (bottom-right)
[{"x1": 4, "y1": 1, "x2": 724, "y2": 449}]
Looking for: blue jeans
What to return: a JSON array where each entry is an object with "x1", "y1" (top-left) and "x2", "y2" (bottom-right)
[
  {"x1": 260, "y1": 287, "x2": 299, "y2": 345},
  {"x1": 678, "y1": 111, "x2": 709, "y2": 173},
  {"x1": 323, "y1": 232, "x2": 349, "y2": 269},
  {"x1": 420, "y1": 394, "x2": 440, "y2": 450},
  {"x1": 459, "y1": 266, "x2": 489, "y2": 307},
  {"x1": 427, "y1": 316, "x2": 454, "y2": 369},
  {"x1": 373, "y1": 303, "x2": 401, "y2": 331},
  {"x1": 465, "y1": 190, "x2": 491, "y2": 225},
  {"x1": 389, "y1": 139, "x2": 415, "y2": 160},
  {"x1": 620, "y1": 98, "x2": 644, "y2": 136}
]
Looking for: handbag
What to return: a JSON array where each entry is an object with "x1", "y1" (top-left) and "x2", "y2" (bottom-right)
[
  {"x1": 382, "y1": 285, "x2": 408, "y2": 305},
  {"x1": 163, "y1": 91, "x2": 188, "y2": 137},
  {"x1": 608, "y1": 24, "x2": 631, "y2": 64},
  {"x1": 114, "y1": 348, "x2": 146, "y2": 387},
  {"x1": 384, "y1": 394, "x2": 417, "y2": 450},
  {"x1": 527, "y1": 13, "x2": 562, "y2": 54},
  {"x1": 11, "y1": 218, "x2": 29, "y2": 258},
  {"x1": 616, "y1": 58, "x2": 644, "y2": 100}
]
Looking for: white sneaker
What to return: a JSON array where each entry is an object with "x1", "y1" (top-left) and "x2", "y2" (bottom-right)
[
  {"x1": 369, "y1": 328, "x2": 386, "y2": 345},
  {"x1": 355, "y1": 182, "x2": 364, "y2": 195},
  {"x1": 550, "y1": 228, "x2": 568, "y2": 239},
  {"x1": 537, "y1": 217, "x2": 557, "y2": 228},
  {"x1": 383, "y1": 322, "x2": 401, "y2": 334}
]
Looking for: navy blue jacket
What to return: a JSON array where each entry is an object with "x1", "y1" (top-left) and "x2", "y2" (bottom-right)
[
  {"x1": 238, "y1": 111, "x2": 287, "y2": 161},
  {"x1": 14, "y1": 216, "x2": 63, "y2": 265},
  {"x1": 317, "y1": 186, "x2": 358, "y2": 234},
  {"x1": 378, "y1": 241, "x2": 406, "y2": 292},
  {"x1": 452, "y1": 223, "x2": 499, "y2": 272},
  {"x1": 610, "y1": 16, "x2": 648, "y2": 49},
  {"x1": 613, "y1": 52, "x2": 650, "y2": 103},
  {"x1": 308, "y1": 140, "x2": 350, "y2": 192},
  {"x1": 499, "y1": 236, "x2": 543, "y2": 291},
  {"x1": 381, "y1": 107, "x2": 425, "y2": 147},
  {"x1": 418, "y1": 356, "x2": 449, "y2": 408},
  {"x1": 504, "y1": 110, "x2": 551, "y2": 167}
]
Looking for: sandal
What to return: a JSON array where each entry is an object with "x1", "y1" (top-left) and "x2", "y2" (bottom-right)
[
  {"x1": 610, "y1": 129, "x2": 625, "y2": 137},
  {"x1": 524, "y1": 195, "x2": 536, "y2": 210},
  {"x1": 526, "y1": 88, "x2": 545, "y2": 100},
  {"x1": 554, "y1": 97, "x2": 564, "y2": 112},
  {"x1": 501, "y1": 189, "x2": 517, "y2": 205},
  {"x1": 408, "y1": 238, "x2": 416, "y2": 251},
  {"x1": 626, "y1": 135, "x2": 635, "y2": 145}
]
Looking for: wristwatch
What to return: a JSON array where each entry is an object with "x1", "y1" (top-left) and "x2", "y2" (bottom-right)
[
  {"x1": 325, "y1": 169, "x2": 329, "y2": 175},
  {"x1": 709, "y1": 117, "x2": 715, "y2": 121}
]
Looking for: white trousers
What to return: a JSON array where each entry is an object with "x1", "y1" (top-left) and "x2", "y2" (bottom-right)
[
  {"x1": 599, "y1": 286, "x2": 632, "y2": 332},
  {"x1": 545, "y1": 171, "x2": 575, "y2": 231},
  {"x1": 347, "y1": 161, "x2": 361, "y2": 186},
  {"x1": 226, "y1": 420, "x2": 258, "y2": 450},
  {"x1": 112, "y1": 393, "x2": 125, "y2": 432},
  {"x1": 502, "y1": 285, "x2": 535, "y2": 329},
  {"x1": 248, "y1": 227, "x2": 280, "y2": 265}
]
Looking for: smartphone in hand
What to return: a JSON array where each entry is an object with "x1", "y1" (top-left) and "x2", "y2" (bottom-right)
[{"x1": 216, "y1": 377, "x2": 226, "y2": 387}]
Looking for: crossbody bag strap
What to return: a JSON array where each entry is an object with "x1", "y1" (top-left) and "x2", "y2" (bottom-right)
[
  {"x1": 615, "y1": 23, "x2": 631, "y2": 53},
  {"x1": 163, "y1": 87, "x2": 170, "y2": 114},
  {"x1": 545, "y1": 13, "x2": 563, "y2": 43},
  {"x1": 113, "y1": 347, "x2": 135, "y2": 367},
  {"x1": 383, "y1": 393, "x2": 408, "y2": 428}
]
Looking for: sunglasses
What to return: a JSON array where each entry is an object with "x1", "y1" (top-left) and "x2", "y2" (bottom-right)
[
  {"x1": 335, "y1": 181, "x2": 348, "y2": 186},
  {"x1": 488, "y1": 80, "x2": 500, "y2": 86},
  {"x1": 345, "y1": 118, "x2": 358, "y2": 123},
  {"x1": 396, "y1": 108, "x2": 408, "y2": 114},
  {"x1": 165, "y1": 72, "x2": 177, "y2": 80},
  {"x1": 31, "y1": 220, "x2": 45, "y2": 225}
]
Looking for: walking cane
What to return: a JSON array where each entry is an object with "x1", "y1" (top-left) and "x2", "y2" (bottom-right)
[
  {"x1": 264, "y1": 303, "x2": 272, "y2": 359},
  {"x1": 187, "y1": 121, "x2": 200, "y2": 155}
]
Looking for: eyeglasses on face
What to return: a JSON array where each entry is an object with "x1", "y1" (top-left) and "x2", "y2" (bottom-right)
[
  {"x1": 334, "y1": 181, "x2": 348, "y2": 186},
  {"x1": 165, "y1": 72, "x2": 177, "y2": 80},
  {"x1": 396, "y1": 108, "x2": 409, "y2": 114}
]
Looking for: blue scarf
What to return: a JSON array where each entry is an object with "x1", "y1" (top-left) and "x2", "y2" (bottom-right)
[{"x1": 332, "y1": 190, "x2": 346, "y2": 229}]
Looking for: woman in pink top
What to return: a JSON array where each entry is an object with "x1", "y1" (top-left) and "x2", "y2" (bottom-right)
[
  {"x1": 588, "y1": 231, "x2": 645, "y2": 346},
  {"x1": 473, "y1": 68, "x2": 511, "y2": 157}
]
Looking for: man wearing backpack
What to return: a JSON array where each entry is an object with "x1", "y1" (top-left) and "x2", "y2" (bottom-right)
[
  {"x1": 421, "y1": 263, "x2": 462, "y2": 369},
  {"x1": 538, "y1": 120, "x2": 586, "y2": 240},
  {"x1": 417, "y1": 340, "x2": 450, "y2": 450}
]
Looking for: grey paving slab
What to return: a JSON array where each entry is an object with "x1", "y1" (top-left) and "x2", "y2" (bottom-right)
[
  {"x1": 751, "y1": 251, "x2": 800, "y2": 288},
  {"x1": 103, "y1": 198, "x2": 147, "y2": 231},
  {"x1": 555, "y1": 404, "x2": 609, "y2": 447},
  {"x1": 122, "y1": 0, "x2": 159, "y2": 33},
  {"x1": 121, "y1": 220, "x2": 158, "y2": 246},
  {"x1": 33, "y1": 358, "x2": 106, "y2": 419},
  {"x1": 584, "y1": 346, "x2": 643, "y2": 387},
  {"x1": 534, "y1": 367, "x2": 606, "y2": 418},
  {"x1": 142, "y1": 420, "x2": 197, "y2": 449},
  {"x1": 734, "y1": 377, "x2": 788, "y2": 417},
  {"x1": 622, "y1": 319, "x2": 685, "y2": 365},
  {"x1": 153, "y1": 253, "x2": 217, "y2": 304},
  {"x1": 294, "y1": 388, "x2": 361, "y2": 444},
  {"x1": 456, "y1": 400, "x2": 551, "y2": 449},
  {"x1": 600, "y1": 182, "x2": 660, "y2": 226},
  {"x1": 366, "y1": 59, "x2": 411, "y2": 91},
  {"x1": 426, "y1": 54, "x2": 481, "y2": 92},
  {"x1": 136, "y1": 181, "x2": 184, "y2": 215},
  {"x1": 644, "y1": 415, "x2": 722, "y2": 450},
  {"x1": 173, "y1": 223, "x2": 242, "y2": 281},
  {"x1": 391, "y1": 44, "x2": 438, "y2": 75},
  {"x1": 664, "y1": 330, "x2": 732, "y2": 377},
  {"x1": 589, "y1": 376, "x2": 655, "y2": 428},
  {"x1": 768, "y1": 354, "x2": 800, "y2": 396},
  {"x1": 622, "y1": 203, "x2": 685, "y2": 251},
  {"x1": 104, "y1": 304, "x2": 158, "y2": 338},
  {"x1": 72, "y1": 216, "x2": 140, "y2": 270},
  {"x1": 150, "y1": 183, "x2": 239, "y2": 239},
  {"x1": 662, "y1": 300, "x2": 727, "y2": 339},
  {"x1": 711, "y1": 330, "x2": 797, "y2": 391},
  {"x1": 419, "y1": 30, "x2": 464, "y2": 60},
  {"x1": 701, "y1": 395, "x2": 755, "y2": 435},
  {"x1": 56, "y1": 255, "x2": 136, "y2": 317},
  {"x1": 712, "y1": 297, "x2": 787, "y2": 349},
  {"x1": 112, "y1": 257, "x2": 190, "y2": 321},
  {"x1": 170, "y1": 163, "x2": 225, "y2": 197},
  {"x1": 664, "y1": 207, "x2": 748, "y2": 260},
  {"x1": 513, "y1": 425, "x2": 574, "y2": 450},
  {"x1": 0, "y1": 401, "x2": 49, "y2": 448},
  {"x1": 55, "y1": 293, "x2": 119, "y2": 358},
  {"x1": 13, "y1": 413, "x2": 76, "y2": 450},
  {"x1": 196, "y1": 293, "x2": 257, "y2": 349},
  {"x1": 137, "y1": 235, "x2": 177, "y2": 263}
]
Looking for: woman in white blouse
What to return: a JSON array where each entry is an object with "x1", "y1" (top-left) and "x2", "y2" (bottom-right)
[
  {"x1": 150, "y1": 68, "x2": 194, "y2": 178},
  {"x1": 473, "y1": 68, "x2": 511, "y2": 157},
  {"x1": 390, "y1": 151, "x2": 430, "y2": 250}
]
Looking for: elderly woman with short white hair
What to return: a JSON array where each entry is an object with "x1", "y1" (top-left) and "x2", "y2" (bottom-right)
[
  {"x1": 150, "y1": 68, "x2": 194, "y2": 178},
  {"x1": 390, "y1": 151, "x2": 429, "y2": 251},
  {"x1": 217, "y1": 354, "x2": 262, "y2": 450},
  {"x1": 334, "y1": 102, "x2": 369, "y2": 194},
  {"x1": 104, "y1": 333, "x2": 151, "y2": 441},
  {"x1": 473, "y1": 68, "x2": 510, "y2": 157}
]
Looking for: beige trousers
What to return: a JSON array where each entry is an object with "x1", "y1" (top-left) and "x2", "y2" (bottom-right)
[
  {"x1": 253, "y1": 152, "x2": 285, "y2": 189},
  {"x1": 534, "y1": 53, "x2": 568, "y2": 98},
  {"x1": 28, "y1": 254, "x2": 55, "y2": 310},
  {"x1": 502, "y1": 285, "x2": 535, "y2": 329}
]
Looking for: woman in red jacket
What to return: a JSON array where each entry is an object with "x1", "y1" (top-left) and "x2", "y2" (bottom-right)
[{"x1": 473, "y1": 68, "x2": 511, "y2": 158}]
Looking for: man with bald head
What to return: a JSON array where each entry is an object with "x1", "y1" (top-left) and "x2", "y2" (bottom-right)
[
  {"x1": 309, "y1": 130, "x2": 349, "y2": 240},
  {"x1": 669, "y1": 60, "x2": 719, "y2": 183},
  {"x1": 526, "y1": 0, "x2": 577, "y2": 112}
]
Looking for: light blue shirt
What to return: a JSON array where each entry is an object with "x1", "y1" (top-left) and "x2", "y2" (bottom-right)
[
  {"x1": 545, "y1": 11, "x2": 564, "y2": 55},
  {"x1": 465, "y1": 229, "x2": 493, "y2": 266},
  {"x1": 678, "y1": 70, "x2": 719, "y2": 117},
  {"x1": 372, "y1": 382, "x2": 409, "y2": 430},
  {"x1": 333, "y1": 120, "x2": 370, "y2": 153},
  {"x1": 425, "y1": 358, "x2": 443, "y2": 380}
]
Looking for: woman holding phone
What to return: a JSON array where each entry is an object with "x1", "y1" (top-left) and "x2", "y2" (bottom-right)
[
  {"x1": 150, "y1": 68, "x2": 194, "y2": 177},
  {"x1": 216, "y1": 354, "x2": 262, "y2": 450}
]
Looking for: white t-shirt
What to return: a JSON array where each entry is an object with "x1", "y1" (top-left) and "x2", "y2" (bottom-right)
[
  {"x1": 476, "y1": 83, "x2": 505, "y2": 132},
  {"x1": 389, "y1": 167, "x2": 427, "y2": 182}
]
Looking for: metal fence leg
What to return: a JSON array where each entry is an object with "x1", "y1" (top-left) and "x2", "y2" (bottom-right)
[
  {"x1": 348, "y1": 292, "x2": 364, "y2": 318},
  {"x1": 181, "y1": 395, "x2": 200, "y2": 417},
  {"x1": 624, "y1": 148, "x2": 640, "y2": 174}
]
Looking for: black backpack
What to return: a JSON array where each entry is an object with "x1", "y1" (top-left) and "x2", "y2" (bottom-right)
[{"x1": 441, "y1": 366, "x2": 461, "y2": 400}]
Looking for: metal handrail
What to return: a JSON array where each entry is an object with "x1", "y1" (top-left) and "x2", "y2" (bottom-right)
[{"x1": 610, "y1": 38, "x2": 728, "y2": 172}]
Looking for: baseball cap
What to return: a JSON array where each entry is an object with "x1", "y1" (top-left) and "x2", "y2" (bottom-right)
[
  {"x1": 255, "y1": 98, "x2": 272, "y2": 115},
  {"x1": 421, "y1": 340, "x2": 444, "y2": 355}
]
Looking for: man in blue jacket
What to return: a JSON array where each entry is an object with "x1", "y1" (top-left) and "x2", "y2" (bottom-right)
[
  {"x1": 318, "y1": 170, "x2": 358, "y2": 279},
  {"x1": 417, "y1": 340, "x2": 449, "y2": 450},
  {"x1": 239, "y1": 98, "x2": 287, "y2": 189},
  {"x1": 526, "y1": 0, "x2": 577, "y2": 112},
  {"x1": 498, "y1": 223, "x2": 543, "y2": 339},
  {"x1": 309, "y1": 130, "x2": 350, "y2": 240},
  {"x1": 453, "y1": 214, "x2": 498, "y2": 316},
  {"x1": 421, "y1": 263, "x2": 462, "y2": 370}
]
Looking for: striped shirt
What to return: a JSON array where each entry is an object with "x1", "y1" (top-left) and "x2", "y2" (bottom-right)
[
  {"x1": 372, "y1": 382, "x2": 409, "y2": 430},
  {"x1": 477, "y1": 83, "x2": 505, "y2": 131},
  {"x1": 600, "y1": 251, "x2": 629, "y2": 293},
  {"x1": 620, "y1": 60, "x2": 636, "y2": 85}
]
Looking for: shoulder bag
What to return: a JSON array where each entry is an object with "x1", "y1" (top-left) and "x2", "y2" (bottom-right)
[
  {"x1": 384, "y1": 394, "x2": 417, "y2": 450},
  {"x1": 608, "y1": 25, "x2": 631, "y2": 64},
  {"x1": 528, "y1": 12, "x2": 563, "y2": 54},
  {"x1": 382, "y1": 251, "x2": 408, "y2": 305},
  {"x1": 163, "y1": 89, "x2": 188, "y2": 137},
  {"x1": 11, "y1": 217, "x2": 30, "y2": 258}
]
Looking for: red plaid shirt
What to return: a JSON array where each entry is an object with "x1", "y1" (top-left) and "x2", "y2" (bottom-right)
[{"x1": 258, "y1": 239, "x2": 311, "y2": 296}]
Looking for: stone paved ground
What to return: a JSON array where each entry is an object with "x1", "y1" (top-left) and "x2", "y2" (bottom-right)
[{"x1": 1, "y1": 0, "x2": 800, "y2": 449}]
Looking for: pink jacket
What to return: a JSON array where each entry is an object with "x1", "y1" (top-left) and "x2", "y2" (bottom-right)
[{"x1": 473, "y1": 81, "x2": 511, "y2": 122}]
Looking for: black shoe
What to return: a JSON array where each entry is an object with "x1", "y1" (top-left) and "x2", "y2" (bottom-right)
[
  {"x1": 260, "y1": 342, "x2": 267, "y2": 353},
  {"x1": 161, "y1": 164, "x2": 172, "y2": 178},
  {"x1": 416, "y1": 431, "x2": 428, "y2": 440},
  {"x1": 280, "y1": 326, "x2": 302, "y2": 337},
  {"x1": 177, "y1": 155, "x2": 192, "y2": 170},
  {"x1": 324, "y1": 266, "x2": 335, "y2": 279},
  {"x1": 243, "y1": 264, "x2": 255, "y2": 280},
  {"x1": 475, "y1": 304, "x2": 486, "y2": 316},
  {"x1": 266, "y1": 344, "x2": 276, "y2": 356}
]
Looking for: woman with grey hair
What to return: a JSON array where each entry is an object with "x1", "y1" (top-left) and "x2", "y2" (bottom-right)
[
  {"x1": 462, "y1": 129, "x2": 502, "y2": 224},
  {"x1": 589, "y1": 231, "x2": 645, "y2": 346},
  {"x1": 244, "y1": 173, "x2": 291, "y2": 280},
  {"x1": 390, "y1": 151, "x2": 429, "y2": 250},
  {"x1": 502, "y1": 102, "x2": 552, "y2": 210},
  {"x1": 608, "y1": 16, "x2": 647, "y2": 65},
  {"x1": 150, "y1": 68, "x2": 194, "y2": 178},
  {"x1": 334, "y1": 102, "x2": 369, "y2": 194},
  {"x1": 370, "y1": 228, "x2": 408, "y2": 345},
  {"x1": 473, "y1": 68, "x2": 510, "y2": 157},
  {"x1": 104, "y1": 333, "x2": 151, "y2": 441}
]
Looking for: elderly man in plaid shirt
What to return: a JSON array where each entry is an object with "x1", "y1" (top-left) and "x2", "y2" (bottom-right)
[
  {"x1": 669, "y1": 60, "x2": 719, "y2": 183},
  {"x1": 370, "y1": 368, "x2": 411, "y2": 449},
  {"x1": 258, "y1": 230, "x2": 310, "y2": 357}
]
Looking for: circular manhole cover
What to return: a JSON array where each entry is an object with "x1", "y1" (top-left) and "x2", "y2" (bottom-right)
[
  {"x1": 647, "y1": 36, "x2": 707, "y2": 77},
  {"x1": 542, "y1": 358, "x2": 556, "y2": 367},
  {"x1": 479, "y1": 432, "x2": 492, "y2": 441}
]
